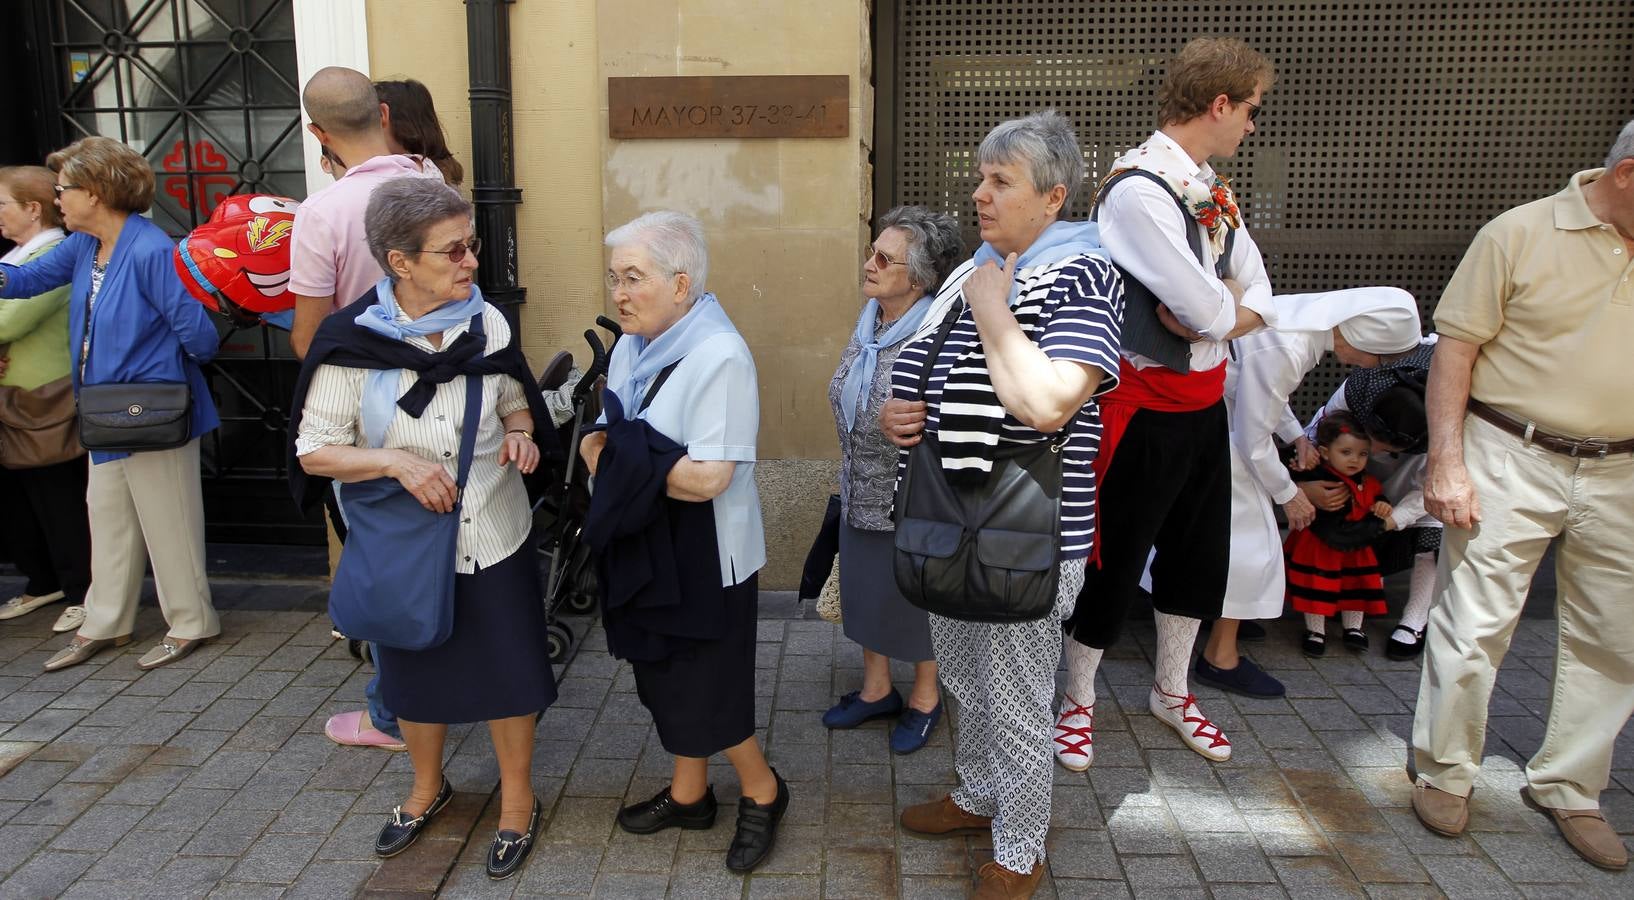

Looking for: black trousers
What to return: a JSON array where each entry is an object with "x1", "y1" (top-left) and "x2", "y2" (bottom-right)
[
  {"x1": 0, "y1": 456, "x2": 92, "y2": 603},
  {"x1": 1064, "y1": 402, "x2": 1230, "y2": 649}
]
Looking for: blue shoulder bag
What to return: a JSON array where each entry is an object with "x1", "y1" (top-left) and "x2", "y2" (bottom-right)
[{"x1": 328, "y1": 313, "x2": 486, "y2": 651}]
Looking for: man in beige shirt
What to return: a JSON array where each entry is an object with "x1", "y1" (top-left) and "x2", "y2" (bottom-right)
[{"x1": 1411, "y1": 119, "x2": 1634, "y2": 871}]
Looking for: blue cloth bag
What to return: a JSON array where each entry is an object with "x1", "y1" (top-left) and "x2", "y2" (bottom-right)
[{"x1": 327, "y1": 313, "x2": 485, "y2": 651}]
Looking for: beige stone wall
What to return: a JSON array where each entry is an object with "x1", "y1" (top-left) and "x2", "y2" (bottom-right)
[{"x1": 367, "y1": 1, "x2": 872, "y2": 587}]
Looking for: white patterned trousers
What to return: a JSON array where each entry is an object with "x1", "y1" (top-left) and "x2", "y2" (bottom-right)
[{"x1": 929, "y1": 558, "x2": 1085, "y2": 874}]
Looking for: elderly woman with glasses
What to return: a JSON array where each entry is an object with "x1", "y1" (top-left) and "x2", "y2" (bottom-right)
[
  {"x1": 882, "y1": 111, "x2": 1124, "y2": 899},
  {"x1": 289, "y1": 177, "x2": 554, "y2": 881},
  {"x1": 578, "y1": 211, "x2": 787, "y2": 873},
  {"x1": 822, "y1": 205, "x2": 963, "y2": 754},
  {"x1": 0, "y1": 137, "x2": 221, "y2": 673}
]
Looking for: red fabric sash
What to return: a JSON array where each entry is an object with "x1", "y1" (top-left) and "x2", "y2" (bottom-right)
[{"x1": 1089, "y1": 359, "x2": 1227, "y2": 564}]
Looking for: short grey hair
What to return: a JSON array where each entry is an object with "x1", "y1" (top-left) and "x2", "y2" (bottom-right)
[
  {"x1": 604, "y1": 210, "x2": 709, "y2": 302},
  {"x1": 876, "y1": 205, "x2": 964, "y2": 292},
  {"x1": 1604, "y1": 118, "x2": 1634, "y2": 170},
  {"x1": 364, "y1": 178, "x2": 473, "y2": 280},
  {"x1": 977, "y1": 110, "x2": 1086, "y2": 210}
]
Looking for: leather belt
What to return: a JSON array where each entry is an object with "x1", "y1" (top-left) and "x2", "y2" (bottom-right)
[{"x1": 1468, "y1": 399, "x2": 1634, "y2": 458}]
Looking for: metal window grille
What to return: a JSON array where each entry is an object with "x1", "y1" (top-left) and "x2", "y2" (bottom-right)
[{"x1": 874, "y1": 0, "x2": 1634, "y2": 417}]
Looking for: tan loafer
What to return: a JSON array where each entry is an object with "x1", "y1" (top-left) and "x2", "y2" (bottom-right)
[
  {"x1": 973, "y1": 860, "x2": 1044, "y2": 899},
  {"x1": 43, "y1": 634, "x2": 131, "y2": 672},
  {"x1": 900, "y1": 794, "x2": 993, "y2": 836},
  {"x1": 1545, "y1": 807, "x2": 1629, "y2": 870},
  {"x1": 137, "y1": 636, "x2": 210, "y2": 670},
  {"x1": 1412, "y1": 780, "x2": 1469, "y2": 836},
  {"x1": 51, "y1": 604, "x2": 86, "y2": 634}
]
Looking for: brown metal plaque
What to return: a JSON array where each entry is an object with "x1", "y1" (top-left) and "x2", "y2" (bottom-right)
[{"x1": 609, "y1": 75, "x2": 849, "y2": 139}]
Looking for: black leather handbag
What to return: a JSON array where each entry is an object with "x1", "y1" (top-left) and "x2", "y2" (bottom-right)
[
  {"x1": 892, "y1": 307, "x2": 1063, "y2": 623},
  {"x1": 74, "y1": 294, "x2": 193, "y2": 453}
]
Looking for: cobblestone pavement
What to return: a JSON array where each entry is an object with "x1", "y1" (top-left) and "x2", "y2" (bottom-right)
[{"x1": 0, "y1": 575, "x2": 1629, "y2": 899}]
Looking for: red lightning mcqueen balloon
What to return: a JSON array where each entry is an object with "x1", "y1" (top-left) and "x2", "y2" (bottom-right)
[{"x1": 174, "y1": 195, "x2": 301, "y2": 315}]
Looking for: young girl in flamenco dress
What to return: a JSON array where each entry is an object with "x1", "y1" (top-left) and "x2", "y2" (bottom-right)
[{"x1": 1285, "y1": 410, "x2": 1396, "y2": 657}]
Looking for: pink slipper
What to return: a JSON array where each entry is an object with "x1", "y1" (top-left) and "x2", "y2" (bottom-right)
[{"x1": 325, "y1": 710, "x2": 407, "y2": 751}]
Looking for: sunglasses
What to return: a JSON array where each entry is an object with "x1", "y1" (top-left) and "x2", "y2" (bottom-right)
[
  {"x1": 1235, "y1": 98, "x2": 1262, "y2": 123},
  {"x1": 865, "y1": 244, "x2": 907, "y2": 269},
  {"x1": 411, "y1": 237, "x2": 481, "y2": 263},
  {"x1": 53, "y1": 184, "x2": 83, "y2": 197}
]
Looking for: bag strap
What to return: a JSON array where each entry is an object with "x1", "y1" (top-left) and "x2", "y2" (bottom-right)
[
  {"x1": 1093, "y1": 168, "x2": 1233, "y2": 279},
  {"x1": 638, "y1": 360, "x2": 682, "y2": 414},
  {"x1": 452, "y1": 311, "x2": 488, "y2": 494},
  {"x1": 914, "y1": 301, "x2": 965, "y2": 403}
]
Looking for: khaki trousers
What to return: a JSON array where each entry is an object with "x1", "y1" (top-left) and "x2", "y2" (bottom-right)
[
  {"x1": 1412, "y1": 414, "x2": 1634, "y2": 810},
  {"x1": 80, "y1": 439, "x2": 220, "y2": 642}
]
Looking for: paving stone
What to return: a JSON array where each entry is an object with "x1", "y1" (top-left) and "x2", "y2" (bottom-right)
[
  {"x1": 746, "y1": 874, "x2": 821, "y2": 899},
  {"x1": 1242, "y1": 809, "x2": 1332, "y2": 856},
  {"x1": 513, "y1": 841, "x2": 601, "y2": 894},
  {"x1": 227, "y1": 831, "x2": 325, "y2": 884},
  {"x1": 1119, "y1": 855, "x2": 1201, "y2": 892},
  {"x1": 46, "y1": 680, "x2": 126, "y2": 711},
  {"x1": 1469, "y1": 830, "x2": 1584, "y2": 885},
  {"x1": 578, "y1": 722, "x2": 648, "y2": 760},
  {"x1": 819, "y1": 847, "x2": 896, "y2": 898},
  {"x1": 1106, "y1": 804, "x2": 1185, "y2": 856},
  {"x1": 1329, "y1": 831, "x2": 1431, "y2": 884},
  {"x1": 1163, "y1": 791, "x2": 1249, "y2": 833},
  {"x1": 1420, "y1": 854, "x2": 1526, "y2": 899},
  {"x1": 113, "y1": 711, "x2": 194, "y2": 746},
  {"x1": 13, "y1": 781, "x2": 109, "y2": 826},
  {"x1": 1044, "y1": 828, "x2": 1121, "y2": 880},
  {"x1": 564, "y1": 756, "x2": 635, "y2": 798},
  {"x1": 142, "y1": 787, "x2": 235, "y2": 831},
  {"x1": 1051, "y1": 879, "x2": 1135, "y2": 899},
  {"x1": 61, "y1": 746, "x2": 155, "y2": 785},
  {"x1": 0, "y1": 823, "x2": 58, "y2": 875},
  {"x1": 589, "y1": 870, "x2": 668, "y2": 898},
  {"x1": 667, "y1": 849, "x2": 745, "y2": 898},
  {"x1": 1269, "y1": 855, "x2": 1369, "y2": 899},
  {"x1": 0, "y1": 759, "x2": 74, "y2": 802},
  {"x1": 0, "y1": 848, "x2": 97, "y2": 898},
  {"x1": 182, "y1": 750, "x2": 273, "y2": 790},
  {"x1": 1184, "y1": 831, "x2": 1276, "y2": 883}
]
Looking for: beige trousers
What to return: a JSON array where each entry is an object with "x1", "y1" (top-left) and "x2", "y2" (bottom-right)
[
  {"x1": 1412, "y1": 414, "x2": 1634, "y2": 810},
  {"x1": 80, "y1": 439, "x2": 220, "y2": 642}
]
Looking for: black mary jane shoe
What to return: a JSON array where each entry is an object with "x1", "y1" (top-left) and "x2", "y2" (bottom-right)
[
  {"x1": 1342, "y1": 627, "x2": 1370, "y2": 653},
  {"x1": 1386, "y1": 625, "x2": 1426, "y2": 661},
  {"x1": 486, "y1": 796, "x2": 542, "y2": 880},
  {"x1": 375, "y1": 776, "x2": 454, "y2": 858},
  {"x1": 617, "y1": 784, "x2": 718, "y2": 835},
  {"x1": 726, "y1": 770, "x2": 790, "y2": 872},
  {"x1": 1302, "y1": 630, "x2": 1327, "y2": 659}
]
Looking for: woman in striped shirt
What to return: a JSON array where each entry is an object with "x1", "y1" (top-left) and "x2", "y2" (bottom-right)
[{"x1": 886, "y1": 111, "x2": 1123, "y2": 899}]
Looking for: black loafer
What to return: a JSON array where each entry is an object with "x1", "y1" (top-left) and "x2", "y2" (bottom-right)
[
  {"x1": 1194, "y1": 654, "x2": 1285, "y2": 698},
  {"x1": 617, "y1": 784, "x2": 717, "y2": 834},
  {"x1": 375, "y1": 776, "x2": 454, "y2": 858},
  {"x1": 726, "y1": 770, "x2": 789, "y2": 872},
  {"x1": 1387, "y1": 625, "x2": 1426, "y2": 661},
  {"x1": 1302, "y1": 630, "x2": 1327, "y2": 658},
  {"x1": 1342, "y1": 628, "x2": 1370, "y2": 652},
  {"x1": 486, "y1": 796, "x2": 541, "y2": 880}
]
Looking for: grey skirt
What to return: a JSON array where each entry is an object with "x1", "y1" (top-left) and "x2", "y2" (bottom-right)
[{"x1": 839, "y1": 522, "x2": 934, "y2": 662}]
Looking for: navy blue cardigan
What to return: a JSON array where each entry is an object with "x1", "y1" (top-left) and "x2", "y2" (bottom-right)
[{"x1": 0, "y1": 215, "x2": 219, "y2": 463}]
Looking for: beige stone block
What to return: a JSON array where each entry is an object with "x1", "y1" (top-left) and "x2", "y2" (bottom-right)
[
  {"x1": 674, "y1": 15, "x2": 791, "y2": 74},
  {"x1": 603, "y1": 139, "x2": 782, "y2": 231},
  {"x1": 754, "y1": 457, "x2": 840, "y2": 590},
  {"x1": 512, "y1": 0, "x2": 601, "y2": 111},
  {"x1": 597, "y1": 0, "x2": 683, "y2": 79},
  {"x1": 780, "y1": 139, "x2": 863, "y2": 229}
]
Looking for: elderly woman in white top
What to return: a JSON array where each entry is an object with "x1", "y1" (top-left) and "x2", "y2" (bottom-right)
[
  {"x1": 579, "y1": 211, "x2": 787, "y2": 873},
  {"x1": 291, "y1": 178, "x2": 553, "y2": 880}
]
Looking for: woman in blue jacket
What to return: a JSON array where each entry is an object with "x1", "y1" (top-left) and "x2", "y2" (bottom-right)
[{"x1": 0, "y1": 136, "x2": 222, "y2": 672}]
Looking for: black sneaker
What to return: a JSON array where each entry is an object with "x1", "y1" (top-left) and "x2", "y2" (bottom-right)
[
  {"x1": 1194, "y1": 654, "x2": 1285, "y2": 698},
  {"x1": 726, "y1": 770, "x2": 789, "y2": 872},
  {"x1": 1386, "y1": 625, "x2": 1426, "y2": 661},
  {"x1": 617, "y1": 784, "x2": 717, "y2": 835},
  {"x1": 487, "y1": 796, "x2": 541, "y2": 880},
  {"x1": 375, "y1": 776, "x2": 454, "y2": 857},
  {"x1": 1302, "y1": 631, "x2": 1327, "y2": 658},
  {"x1": 1342, "y1": 628, "x2": 1370, "y2": 653}
]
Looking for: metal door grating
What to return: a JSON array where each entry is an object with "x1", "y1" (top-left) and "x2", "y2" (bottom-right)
[{"x1": 876, "y1": 0, "x2": 1634, "y2": 416}]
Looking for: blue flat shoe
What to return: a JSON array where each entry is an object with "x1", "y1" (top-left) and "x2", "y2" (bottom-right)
[
  {"x1": 890, "y1": 703, "x2": 942, "y2": 754},
  {"x1": 1193, "y1": 654, "x2": 1285, "y2": 699},
  {"x1": 822, "y1": 689, "x2": 904, "y2": 729}
]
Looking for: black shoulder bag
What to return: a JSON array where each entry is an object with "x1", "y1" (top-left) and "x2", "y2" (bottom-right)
[
  {"x1": 1093, "y1": 168, "x2": 1236, "y2": 371},
  {"x1": 75, "y1": 279, "x2": 194, "y2": 452},
  {"x1": 891, "y1": 305, "x2": 1064, "y2": 623}
]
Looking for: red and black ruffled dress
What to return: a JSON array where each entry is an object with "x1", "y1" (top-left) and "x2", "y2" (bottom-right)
[{"x1": 1283, "y1": 465, "x2": 1389, "y2": 617}]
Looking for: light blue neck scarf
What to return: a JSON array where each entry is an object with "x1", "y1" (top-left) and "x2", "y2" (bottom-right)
[
  {"x1": 838, "y1": 295, "x2": 931, "y2": 430},
  {"x1": 354, "y1": 277, "x2": 488, "y2": 448},
  {"x1": 971, "y1": 219, "x2": 1108, "y2": 305},
  {"x1": 605, "y1": 293, "x2": 737, "y2": 413}
]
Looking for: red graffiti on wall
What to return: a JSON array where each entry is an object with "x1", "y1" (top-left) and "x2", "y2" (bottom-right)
[{"x1": 161, "y1": 140, "x2": 237, "y2": 216}]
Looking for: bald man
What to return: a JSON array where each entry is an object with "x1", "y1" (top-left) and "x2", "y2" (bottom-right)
[{"x1": 288, "y1": 65, "x2": 441, "y2": 359}]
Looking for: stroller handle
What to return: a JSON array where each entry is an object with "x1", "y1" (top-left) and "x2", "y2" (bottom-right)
[
  {"x1": 574, "y1": 329, "x2": 608, "y2": 402},
  {"x1": 596, "y1": 315, "x2": 621, "y2": 341}
]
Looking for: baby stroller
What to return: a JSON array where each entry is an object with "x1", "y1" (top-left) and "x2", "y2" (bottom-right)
[{"x1": 531, "y1": 316, "x2": 620, "y2": 663}]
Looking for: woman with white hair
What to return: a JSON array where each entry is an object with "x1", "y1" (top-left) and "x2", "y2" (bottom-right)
[
  {"x1": 578, "y1": 210, "x2": 787, "y2": 873},
  {"x1": 882, "y1": 111, "x2": 1124, "y2": 899}
]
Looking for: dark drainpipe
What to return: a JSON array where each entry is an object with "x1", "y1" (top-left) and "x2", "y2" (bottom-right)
[{"x1": 465, "y1": 0, "x2": 525, "y2": 329}]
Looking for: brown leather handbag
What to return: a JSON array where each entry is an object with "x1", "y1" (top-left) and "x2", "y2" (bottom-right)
[{"x1": 0, "y1": 372, "x2": 83, "y2": 468}]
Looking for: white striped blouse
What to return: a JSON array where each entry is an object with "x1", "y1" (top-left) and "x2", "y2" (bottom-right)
[{"x1": 295, "y1": 303, "x2": 533, "y2": 573}]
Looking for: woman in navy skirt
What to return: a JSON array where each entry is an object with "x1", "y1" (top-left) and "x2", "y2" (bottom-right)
[{"x1": 292, "y1": 179, "x2": 555, "y2": 880}]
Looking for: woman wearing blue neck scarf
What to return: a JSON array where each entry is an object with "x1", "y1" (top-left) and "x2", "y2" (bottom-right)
[
  {"x1": 578, "y1": 211, "x2": 787, "y2": 873},
  {"x1": 821, "y1": 205, "x2": 962, "y2": 754},
  {"x1": 292, "y1": 178, "x2": 553, "y2": 880},
  {"x1": 883, "y1": 111, "x2": 1125, "y2": 898}
]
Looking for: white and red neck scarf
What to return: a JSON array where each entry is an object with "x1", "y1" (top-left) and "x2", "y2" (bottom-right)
[{"x1": 1105, "y1": 139, "x2": 1242, "y2": 259}]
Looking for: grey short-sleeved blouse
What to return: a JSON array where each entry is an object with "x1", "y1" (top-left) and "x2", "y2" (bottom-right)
[{"x1": 827, "y1": 311, "x2": 913, "y2": 531}]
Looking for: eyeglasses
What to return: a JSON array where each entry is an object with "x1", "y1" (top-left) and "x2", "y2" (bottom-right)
[
  {"x1": 410, "y1": 237, "x2": 481, "y2": 264},
  {"x1": 1234, "y1": 98, "x2": 1262, "y2": 123},
  {"x1": 53, "y1": 184, "x2": 83, "y2": 197},
  {"x1": 604, "y1": 269, "x2": 672, "y2": 292},
  {"x1": 865, "y1": 245, "x2": 908, "y2": 269}
]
